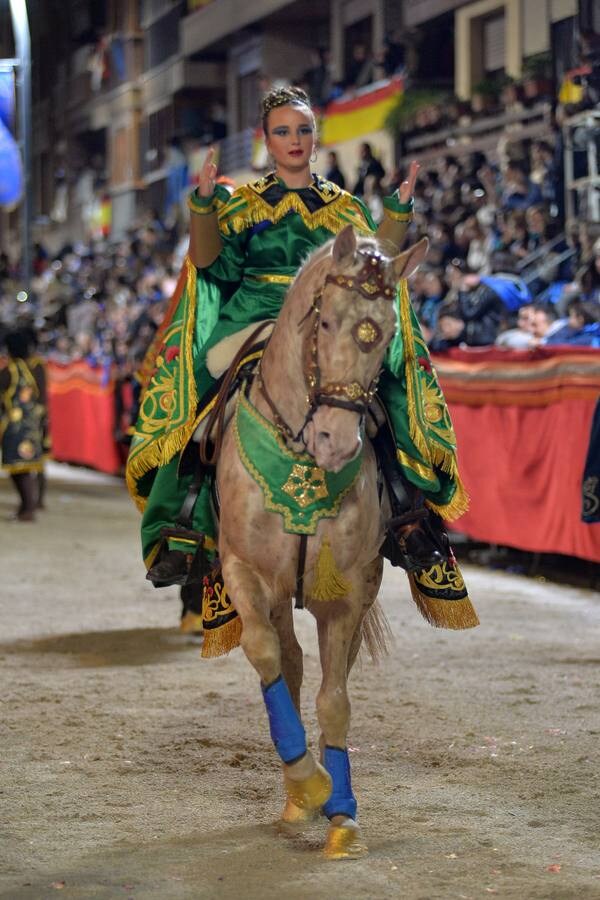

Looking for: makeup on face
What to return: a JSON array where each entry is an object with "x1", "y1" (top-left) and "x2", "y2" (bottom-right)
[{"x1": 265, "y1": 106, "x2": 316, "y2": 178}]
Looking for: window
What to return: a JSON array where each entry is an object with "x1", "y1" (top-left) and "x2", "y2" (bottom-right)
[{"x1": 483, "y1": 13, "x2": 505, "y2": 76}]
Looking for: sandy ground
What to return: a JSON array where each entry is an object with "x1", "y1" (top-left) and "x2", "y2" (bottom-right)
[{"x1": 1, "y1": 464, "x2": 600, "y2": 900}]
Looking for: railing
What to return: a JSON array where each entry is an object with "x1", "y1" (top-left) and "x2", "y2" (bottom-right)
[
  {"x1": 563, "y1": 108, "x2": 600, "y2": 225},
  {"x1": 405, "y1": 102, "x2": 552, "y2": 155}
]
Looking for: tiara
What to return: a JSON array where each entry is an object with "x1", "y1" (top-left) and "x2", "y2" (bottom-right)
[{"x1": 261, "y1": 86, "x2": 311, "y2": 117}]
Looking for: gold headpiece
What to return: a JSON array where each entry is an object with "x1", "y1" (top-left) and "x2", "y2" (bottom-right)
[{"x1": 261, "y1": 86, "x2": 311, "y2": 119}]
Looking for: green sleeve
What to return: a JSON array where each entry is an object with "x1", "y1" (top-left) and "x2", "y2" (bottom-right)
[
  {"x1": 201, "y1": 187, "x2": 251, "y2": 286},
  {"x1": 383, "y1": 194, "x2": 414, "y2": 220}
]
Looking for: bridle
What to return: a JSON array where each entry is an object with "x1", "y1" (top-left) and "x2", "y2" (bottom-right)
[{"x1": 257, "y1": 248, "x2": 396, "y2": 448}]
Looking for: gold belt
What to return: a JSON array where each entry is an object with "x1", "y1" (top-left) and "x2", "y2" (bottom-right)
[{"x1": 247, "y1": 273, "x2": 294, "y2": 285}]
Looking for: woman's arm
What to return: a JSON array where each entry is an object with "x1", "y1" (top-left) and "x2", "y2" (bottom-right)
[
  {"x1": 376, "y1": 161, "x2": 419, "y2": 251},
  {"x1": 188, "y1": 147, "x2": 223, "y2": 268}
]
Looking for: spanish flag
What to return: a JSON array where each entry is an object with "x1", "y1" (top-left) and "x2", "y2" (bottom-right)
[{"x1": 321, "y1": 77, "x2": 403, "y2": 146}]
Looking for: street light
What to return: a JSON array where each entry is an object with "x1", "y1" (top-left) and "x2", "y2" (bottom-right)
[{"x1": 9, "y1": 0, "x2": 32, "y2": 291}]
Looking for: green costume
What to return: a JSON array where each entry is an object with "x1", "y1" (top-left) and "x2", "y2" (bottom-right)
[{"x1": 126, "y1": 173, "x2": 468, "y2": 569}]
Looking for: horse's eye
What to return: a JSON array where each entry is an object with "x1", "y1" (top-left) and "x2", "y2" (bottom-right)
[{"x1": 321, "y1": 320, "x2": 330, "y2": 330}]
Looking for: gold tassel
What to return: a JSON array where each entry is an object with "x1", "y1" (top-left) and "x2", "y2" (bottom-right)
[
  {"x1": 310, "y1": 538, "x2": 352, "y2": 602},
  {"x1": 407, "y1": 573, "x2": 479, "y2": 630},
  {"x1": 200, "y1": 615, "x2": 242, "y2": 658}
]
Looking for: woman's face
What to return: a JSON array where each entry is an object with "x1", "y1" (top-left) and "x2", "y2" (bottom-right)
[{"x1": 265, "y1": 105, "x2": 315, "y2": 174}]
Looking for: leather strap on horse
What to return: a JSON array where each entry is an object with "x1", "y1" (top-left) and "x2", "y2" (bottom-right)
[{"x1": 198, "y1": 321, "x2": 274, "y2": 467}]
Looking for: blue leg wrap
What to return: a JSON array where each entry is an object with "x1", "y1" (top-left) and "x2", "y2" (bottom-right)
[
  {"x1": 322, "y1": 746, "x2": 357, "y2": 820},
  {"x1": 262, "y1": 675, "x2": 306, "y2": 764}
]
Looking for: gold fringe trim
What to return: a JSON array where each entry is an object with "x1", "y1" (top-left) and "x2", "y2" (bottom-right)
[
  {"x1": 407, "y1": 575, "x2": 479, "y2": 630},
  {"x1": 218, "y1": 186, "x2": 372, "y2": 237},
  {"x1": 311, "y1": 538, "x2": 352, "y2": 602},
  {"x1": 201, "y1": 615, "x2": 242, "y2": 658},
  {"x1": 398, "y1": 280, "x2": 470, "y2": 523}
]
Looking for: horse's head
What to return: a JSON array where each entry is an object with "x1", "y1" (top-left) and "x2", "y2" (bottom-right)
[{"x1": 301, "y1": 226, "x2": 428, "y2": 472}]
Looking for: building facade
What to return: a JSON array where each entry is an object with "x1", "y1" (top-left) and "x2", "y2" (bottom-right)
[{"x1": 0, "y1": 0, "x2": 593, "y2": 249}]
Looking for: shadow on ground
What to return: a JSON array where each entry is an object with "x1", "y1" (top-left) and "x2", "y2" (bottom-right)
[{"x1": 0, "y1": 627, "x2": 200, "y2": 669}]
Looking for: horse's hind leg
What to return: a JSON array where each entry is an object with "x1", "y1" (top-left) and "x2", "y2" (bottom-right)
[{"x1": 221, "y1": 553, "x2": 332, "y2": 816}]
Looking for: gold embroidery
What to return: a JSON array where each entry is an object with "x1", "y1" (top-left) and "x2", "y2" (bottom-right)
[
  {"x1": 416, "y1": 562, "x2": 466, "y2": 593},
  {"x1": 383, "y1": 208, "x2": 413, "y2": 223},
  {"x1": 247, "y1": 273, "x2": 295, "y2": 284},
  {"x1": 425, "y1": 402, "x2": 443, "y2": 423},
  {"x1": 282, "y1": 463, "x2": 329, "y2": 508}
]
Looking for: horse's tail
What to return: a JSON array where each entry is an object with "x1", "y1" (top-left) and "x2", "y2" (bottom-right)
[{"x1": 361, "y1": 599, "x2": 393, "y2": 663}]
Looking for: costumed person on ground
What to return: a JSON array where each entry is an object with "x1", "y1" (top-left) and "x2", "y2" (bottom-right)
[
  {"x1": 126, "y1": 86, "x2": 471, "y2": 631},
  {"x1": 0, "y1": 329, "x2": 48, "y2": 521}
]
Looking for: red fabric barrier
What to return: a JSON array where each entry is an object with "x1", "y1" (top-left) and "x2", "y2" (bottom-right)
[
  {"x1": 39, "y1": 349, "x2": 600, "y2": 559},
  {"x1": 432, "y1": 348, "x2": 600, "y2": 562},
  {"x1": 47, "y1": 361, "x2": 121, "y2": 474}
]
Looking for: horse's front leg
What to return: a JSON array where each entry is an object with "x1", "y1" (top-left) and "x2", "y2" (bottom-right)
[
  {"x1": 312, "y1": 571, "x2": 376, "y2": 860},
  {"x1": 221, "y1": 551, "x2": 332, "y2": 817}
]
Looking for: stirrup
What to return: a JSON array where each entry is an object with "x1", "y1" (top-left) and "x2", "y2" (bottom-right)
[
  {"x1": 381, "y1": 509, "x2": 444, "y2": 573},
  {"x1": 146, "y1": 528, "x2": 208, "y2": 588}
]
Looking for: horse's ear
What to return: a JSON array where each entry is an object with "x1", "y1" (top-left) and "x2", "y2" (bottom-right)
[
  {"x1": 391, "y1": 237, "x2": 429, "y2": 281},
  {"x1": 332, "y1": 225, "x2": 357, "y2": 266}
]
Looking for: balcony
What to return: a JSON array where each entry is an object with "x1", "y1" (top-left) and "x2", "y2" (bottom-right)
[{"x1": 181, "y1": 0, "x2": 295, "y2": 56}]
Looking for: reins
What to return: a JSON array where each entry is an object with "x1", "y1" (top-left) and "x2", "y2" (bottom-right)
[{"x1": 256, "y1": 247, "x2": 396, "y2": 449}]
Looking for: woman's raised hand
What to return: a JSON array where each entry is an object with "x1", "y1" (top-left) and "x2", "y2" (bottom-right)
[
  {"x1": 398, "y1": 160, "x2": 419, "y2": 205},
  {"x1": 198, "y1": 147, "x2": 218, "y2": 198}
]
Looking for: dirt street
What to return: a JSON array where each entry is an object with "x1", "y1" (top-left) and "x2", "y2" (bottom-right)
[{"x1": 1, "y1": 465, "x2": 600, "y2": 900}]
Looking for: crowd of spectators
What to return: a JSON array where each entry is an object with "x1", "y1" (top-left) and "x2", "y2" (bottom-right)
[
  {"x1": 325, "y1": 136, "x2": 600, "y2": 350},
  {"x1": 0, "y1": 214, "x2": 186, "y2": 444},
  {"x1": 299, "y1": 34, "x2": 405, "y2": 108},
  {"x1": 2, "y1": 83, "x2": 600, "y2": 401}
]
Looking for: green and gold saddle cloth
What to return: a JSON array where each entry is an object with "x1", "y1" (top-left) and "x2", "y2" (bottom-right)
[{"x1": 233, "y1": 388, "x2": 364, "y2": 535}]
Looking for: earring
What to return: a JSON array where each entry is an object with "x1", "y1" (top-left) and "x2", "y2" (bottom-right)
[{"x1": 310, "y1": 149, "x2": 318, "y2": 163}]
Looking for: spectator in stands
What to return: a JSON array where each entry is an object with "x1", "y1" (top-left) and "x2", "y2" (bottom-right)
[
  {"x1": 428, "y1": 222, "x2": 464, "y2": 268},
  {"x1": 546, "y1": 298, "x2": 600, "y2": 347},
  {"x1": 530, "y1": 140, "x2": 557, "y2": 206},
  {"x1": 429, "y1": 273, "x2": 505, "y2": 351},
  {"x1": 495, "y1": 302, "x2": 536, "y2": 349},
  {"x1": 325, "y1": 150, "x2": 346, "y2": 189},
  {"x1": 413, "y1": 269, "x2": 446, "y2": 340},
  {"x1": 428, "y1": 301, "x2": 466, "y2": 351},
  {"x1": 300, "y1": 49, "x2": 335, "y2": 108},
  {"x1": 577, "y1": 240, "x2": 600, "y2": 303},
  {"x1": 529, "y1": 301, "x2": 567, "y2": 345},
  {"x1": 382, "y1": 33, "x2": 405, "y2": 75},
  {"x1": 463, "y1": 215, "x2": 492, "y2": 272},
  {"x1": 363, "y1": 173, "x2": 385, "y2": 223},
  {"x1": 352, "y1": 142, "x2": 385, "y2": 196},
  {"x1": 502, "y1": 161, "x2": 543, "y2": 210},
  {"x1": 345, "y1": 43, "x2": 373, "y2": 91}
]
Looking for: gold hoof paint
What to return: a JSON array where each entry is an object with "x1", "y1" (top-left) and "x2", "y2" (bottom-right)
[
  {"x1": 323, "y1": 823, "x2": 368, "y2": 860},
  {"x1": 280, "y1": 797, "x2": 320, "y2": 825},
  {"x1": 284, "y1": 761, "x2": 332, "y2": 811},
  {"x1": 179, "y1": 612, "x2": 204, "y2": 634}
]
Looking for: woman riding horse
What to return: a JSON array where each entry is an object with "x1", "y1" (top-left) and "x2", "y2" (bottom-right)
[{"x1": 126, "y1": 86, "x2": 468, "y2": 590}]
